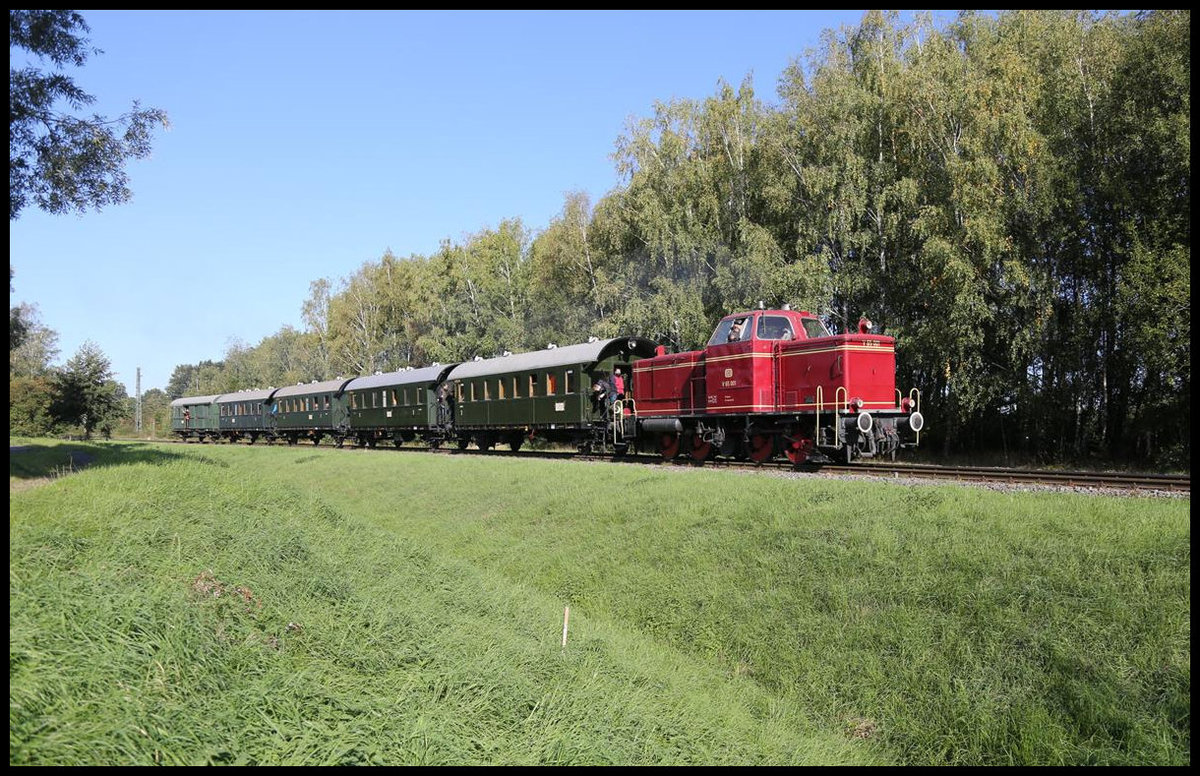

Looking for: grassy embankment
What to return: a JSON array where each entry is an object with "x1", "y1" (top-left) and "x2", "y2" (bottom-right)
[{"x1": 9, "y1": 439, "x2": 1190, "y2": 765}]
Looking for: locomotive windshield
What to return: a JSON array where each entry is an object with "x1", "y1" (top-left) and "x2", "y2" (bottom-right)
[
  {"x1": 708, "y1": 316, "x2": 752, "y2": 345},
  {"x1": 756, "y1": 315, "x2": 795, "y2": 341},
  {"x1": 800, "y1": 317, "x2": 831, "y2": 338}
]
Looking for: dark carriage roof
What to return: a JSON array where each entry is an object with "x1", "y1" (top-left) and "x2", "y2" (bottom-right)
[
  {"x1": 215, "y1": 388, "x2": 275, "y2": 404},
  {"x1": 170, "y1": 394, "x2": 222, "y2": 407},
  {"x1": 344, "y1": 363, "x2": 458, "y2": 392},
  {"x1": 447, "y1": 337, "x2": 658, "y2": 381},
  {"x1": 271, "y1": 378, "x2": 356, "y2": 399}
]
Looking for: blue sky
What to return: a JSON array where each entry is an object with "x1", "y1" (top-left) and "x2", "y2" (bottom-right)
[{"x1": 11, "y1": 10, "x2": 930, "y2": 393}]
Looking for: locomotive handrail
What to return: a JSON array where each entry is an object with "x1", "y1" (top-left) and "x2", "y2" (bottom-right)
[
  {"x1": 834, "y1": 386, "x2": 849, "y2": 446},
  {"x1": 815, "y1": 385, "x2": 823, "y2": 447},
  {"x1": 610, "y1": 398, "x2": 627, "y2": 445}
]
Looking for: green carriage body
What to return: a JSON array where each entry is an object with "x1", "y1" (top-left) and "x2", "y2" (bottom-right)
[
  {"x1": 344, "y1": 364, "x2": 458, "y2": 444},
  {"x1": 446, "y1": 337, "x2": 658, "y2": 447},
  {"x1": 215, "y1": 388, "x2": 273, "y2": 442},
  {"x1": 170, "y1": 394, "x2": 222, "y2": 441},
  {"x1": 269, "y1": 378, "x2": 354, "y2": 443}
]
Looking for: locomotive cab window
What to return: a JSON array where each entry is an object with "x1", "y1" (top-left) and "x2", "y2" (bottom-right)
[
  {"x1": 801, "y1": 318, "x2": 831, "y2": 338},
  {"x1": 757, "y1": 315, "x2": 795, "y2": 341},
  {"x1": 709, "y1": 316, "x2": 752, "y2": 345}
]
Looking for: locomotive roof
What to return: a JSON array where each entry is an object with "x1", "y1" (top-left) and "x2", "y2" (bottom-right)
[
  {"x1": 170, "y1": 394, "x2": 222, "y2": 407},
  {"x1": 447, "y1": 337, "x2": 659, "y2": 381},
  {"x1": 344, "y1": 363, "x2": 458, "y2": 391},
  {"x1": 215, "y1": 388, "x2": 274, "y2": 403},
  {"x1": 271, "y1": 377, "x2": 356, "y2": 398}
]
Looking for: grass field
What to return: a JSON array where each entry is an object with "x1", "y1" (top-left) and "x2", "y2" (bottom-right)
[{"x1": 9, "y1": 439, "x2": 1190, "y2": 765}]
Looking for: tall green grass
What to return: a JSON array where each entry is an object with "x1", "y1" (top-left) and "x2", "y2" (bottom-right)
[{"x1": 10, "y1": 441, "x2": 1190, "y2": 764}]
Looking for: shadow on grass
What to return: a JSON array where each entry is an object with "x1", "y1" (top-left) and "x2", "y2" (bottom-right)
[{"x1": 9, "y1": 440, "x2": 228, "y2": 481}]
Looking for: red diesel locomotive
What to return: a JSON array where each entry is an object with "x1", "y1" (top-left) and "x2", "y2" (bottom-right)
[{"x1": 627, "y1": 305, "x2": 923, "y2": 463}]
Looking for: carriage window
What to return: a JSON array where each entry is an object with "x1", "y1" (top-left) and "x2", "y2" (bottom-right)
[
  {"x1": 350, "y1": 393, "x2": 358, "y2": 410},
  {"x1": 546, "y1": 373, "x2": 557, "y2": 395},
  {"x1": 498, "y1": 379, "x2": 506, "y2": 399},
  {"x1": 529, "y1": 374, "x2": 538, "y2": 395},
  {"x1": 512, "y1": 377, "x2": 520, "y2": 398},
  {"x1": 484, "y1": 381, "x2": 491, "y2": 401},
  {"x1": 324, "y1": 395, "x2": 330, "y2": 410},
  {"x1": 566, "y1": 370, "x2": 575, "y2": 394},
  {"x1": 391, "y1": 389, "x2": 398, "y2": 406},
  {"x1": 757, "y1": 315, "x2": 795, "y2": 341},
  {"x1": 470, "y1": 383, "x2": 476, "y2": 402},
  {"x1": 457, "y1": 383, "x2": 464, "y2": 402}
]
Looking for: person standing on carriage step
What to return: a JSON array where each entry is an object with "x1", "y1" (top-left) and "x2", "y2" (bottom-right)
[{"x1": 611, "y1": 367, "x2": 626, "y2": 401}]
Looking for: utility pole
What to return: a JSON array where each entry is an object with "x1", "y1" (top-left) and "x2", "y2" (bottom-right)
[{"x1": 136, "y1": 367, "x2": 143, "y2": 434}]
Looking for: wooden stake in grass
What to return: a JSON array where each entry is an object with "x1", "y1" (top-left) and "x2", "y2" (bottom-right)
[{"x1": 561, "y1": 605, "x2": 570, "y2": 649}]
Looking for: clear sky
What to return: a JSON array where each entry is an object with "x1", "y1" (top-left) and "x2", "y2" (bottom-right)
[{"x1": 11, "y1": 10, "x2": 923, "y2": 394}]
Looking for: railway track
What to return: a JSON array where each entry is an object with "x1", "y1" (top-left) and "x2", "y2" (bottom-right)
[{"x1": 148, "y1": 436, "x2": 1190, "y2": 494}]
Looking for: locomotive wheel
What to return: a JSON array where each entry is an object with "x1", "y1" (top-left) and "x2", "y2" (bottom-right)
[
  {"x1": 658, "y1": 432, "x2": 680, "y2": 460},
  {"x1": 690, "y1": 435, "x2": 713, "y2": 462},
  {"x1": 749, "y1": 433, "x2": 774, "y2": 463}
]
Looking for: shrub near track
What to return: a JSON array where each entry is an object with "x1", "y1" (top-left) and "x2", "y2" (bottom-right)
[{"x1": 10, "y1": 441, "x2": 1190, "y2": 765}]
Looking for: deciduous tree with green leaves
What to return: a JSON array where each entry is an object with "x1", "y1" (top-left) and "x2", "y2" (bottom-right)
[
  {"x1": 49, "y1": 340, "x2": 126, "y2": 439},
  {"x1": 9, "y1": 10, "x2": 169, "y2": 221}
]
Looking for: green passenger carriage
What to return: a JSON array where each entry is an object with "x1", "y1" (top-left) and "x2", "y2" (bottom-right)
[
  {"x1": 269, "y1": 378, "x2": 355, "y2": 446},
  {"x1": 445, "y1": 337, "x2": 658, "y2": 452},
  {"x1": 170, "y1": 394, "x2": 221, "y2": 442},
  {"x1": 344, "y1": 364, "x2": 459, "y2": 447},
  {"x1": 215, "y1": 388, "x2": 274, "y2": 444}
]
